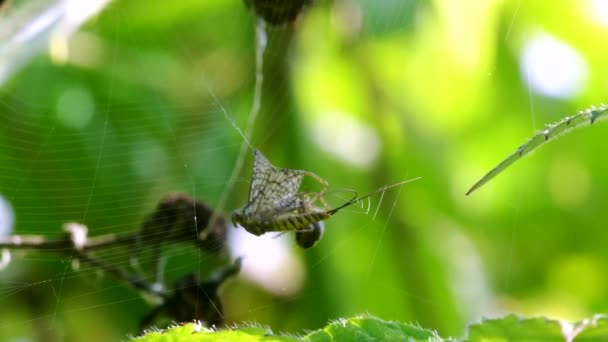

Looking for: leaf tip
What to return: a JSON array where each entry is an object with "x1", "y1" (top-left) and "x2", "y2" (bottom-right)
[{"x1": 466, "y1": 182, "x2": 481, "y2": 196}]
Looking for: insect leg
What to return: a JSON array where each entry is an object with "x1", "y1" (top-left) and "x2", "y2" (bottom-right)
[{"x1": 303, "y1": 171, "x2": 330, "y2": 210}]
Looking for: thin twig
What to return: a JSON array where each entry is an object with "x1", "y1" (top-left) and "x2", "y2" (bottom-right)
[
  {"x1": 73, "y1": 250, "x2": 169, "y2": 299},
  {"x1": 0, "y1": 231, "x2": 138, "y2": 251}
]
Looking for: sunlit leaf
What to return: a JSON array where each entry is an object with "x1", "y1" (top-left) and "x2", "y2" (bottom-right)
[
  {"x1": 304, "y1": 315, "x2": 444, "y2": 342},
  {"x1": 571, "y1": 315, "x2": 608, "y2": 342},
  {"x1": 134, "y1": 316, "x2": 444, "y2": 342},
  {"x1": 465, "y1": 315, "x2": 564, "y2": 342},
  {"x1": 133, "y1": 323, "x2": 298, "y2": 342}
]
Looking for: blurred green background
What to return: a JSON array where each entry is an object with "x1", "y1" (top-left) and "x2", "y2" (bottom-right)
[{"x1": 1, "y1": 0, "x2": 608, "y2": 340}]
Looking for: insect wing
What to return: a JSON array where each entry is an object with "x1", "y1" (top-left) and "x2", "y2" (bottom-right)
[
  {"x1": 245, "y1": 150, "x2": 305, "y2": 214},
  {"x1": 248, "y1": 150, "x2": 273, "y2": 202}
]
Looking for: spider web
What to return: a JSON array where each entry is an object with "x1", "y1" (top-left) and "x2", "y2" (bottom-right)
[
  {"x1": 0, "y1": 2, "x2": 463, "y2": 341},
  {"x1": 2, "y1": 1, "x2": 589, "y2": 341}
]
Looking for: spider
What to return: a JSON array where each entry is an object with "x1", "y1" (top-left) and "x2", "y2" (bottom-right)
[{"x1": 232, "y1": 150, "x2": 419, "y2": 248}]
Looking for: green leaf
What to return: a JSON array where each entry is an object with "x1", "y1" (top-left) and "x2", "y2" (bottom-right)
[
  {"x1": 465, "y1": 315, "x2": 565, "y2": 342},
  {"x1": 133, "y1": 316, "x2": 442, "y2": 342},
  {"x1": 303, "y1": 315, "x2": 444, "y2": 342},
  {"x1": 133, "y1": 323, "x2": 299, "y2": 342},
  {"x1": 134, "y1": 315, "x2": 608, "y2": 341},
  {"x1": 572, "y1": 315, "x2": 608, "y2": 341},
  {"x1": 466, "y1": 104, "x2": 608, "y2": 195}
]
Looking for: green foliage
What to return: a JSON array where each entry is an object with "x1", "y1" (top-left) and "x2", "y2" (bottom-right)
[
  {"x1": 134, "y1": 315, "x2": 608, "y2": 341},
  {"x1": 134, "y1": 316, "x2": 442, "y2": 342},
  {"x1": 466, "y1": 315, "x2": 564, "y2": 342},
  {"x1": 465, "y1": 315, "x2": 608, "y2": 342},
  {"x1": 3, "y1": 0, "x2": 608, "y2": 341},
  {"x1": 134, "y1": 324, "x2": 298, "y2": 342},
  {"x1": 573, "y1": 316, "x2": 608, "y2": 342},
  {"x1": 304, "y1": 316, "x2": 443, "y2": 342}
]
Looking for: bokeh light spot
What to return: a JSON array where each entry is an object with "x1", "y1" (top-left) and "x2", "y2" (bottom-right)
[
  {"x1": 589, "y1": 0, "x2": 608, "y2": 27},
  {"x1": 311, "y1": 112, "x2": 380, "y2": 168},
  {"x1": 521, "y1": 34, "x2": 588, "y2": 99},
  {"x1": 228, "y1": 226, "x2": 305, "y2": 296},
  {"x1": 548, "y1": 158, "x2": 590, "y2": 209},
  {"x1": 130, "y1": 139, "x2": 168, "y2": 180},
  {"x1": 56, "y1": 86, "x2": 95, "y2": 129},
  {"x1": 549, "y1": 255, "x2": 606, "y2": 305},
  {"x1": 0, "y1": 193, "x2": 14, "y2": 237}
]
